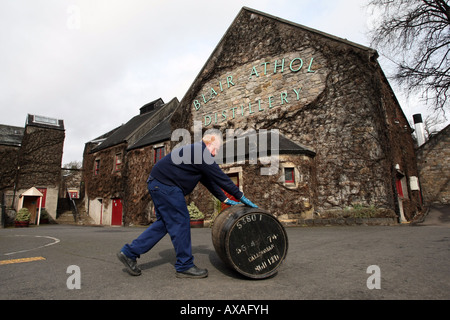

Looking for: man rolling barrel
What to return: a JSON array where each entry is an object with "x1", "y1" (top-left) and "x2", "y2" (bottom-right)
[{"x1": 117, "y1": 133, "x2": 258, "y2": 278}]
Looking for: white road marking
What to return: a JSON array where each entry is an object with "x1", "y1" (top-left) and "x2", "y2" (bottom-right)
[{"x1": 3, "y1": 235, "x2": 61, "y2": 256}]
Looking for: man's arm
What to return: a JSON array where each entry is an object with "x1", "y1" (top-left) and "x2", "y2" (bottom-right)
[
  {"x1": 200, "y1": 162, "x2": 243, "y2": 200},
  {"x1": 199, "y1": 176, "x2": 228, "y2": 202}
]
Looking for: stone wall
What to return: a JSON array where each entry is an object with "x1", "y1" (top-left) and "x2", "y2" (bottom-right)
[
  {"x1": 192, "y1": 51, "x2": 327, "y2": 130},
  {"x1": 13, "y1": 124, "x2": 65, "y2": 218},
  {"x1": 18, "y1": 125, "x2": 65, "y2": 189},
  {"x1": 0, "y1": 145, "x2": 20, "y2": 192},
  {"x1": 124, "y1": 146, "x2": 156, "y2": 225},
  {"x1": 377, "y1": 73, "x2": 423, "y2": 219},
  {"x1": 83, "y1": 142, "x2": 127, "y2": 212},
  {"x1": 172, "y1": 8, "x2": 421, "y2": 220},
  {"x1": 417, "y1": 125, "x2": 450, "y2": 204},
  {"x1": 84, "y1": 140, "x2": 172, "y2": 226},
  {"x1": 1, "y1": 122, "x2": 65, "y2": 219}
]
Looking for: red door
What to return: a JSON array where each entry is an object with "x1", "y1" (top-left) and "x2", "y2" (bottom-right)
[
  {"x1": 221, "y1": 173, "x2": 240, "y2": 211},
  {"x1": 37, "y1": 188, "x2": 47, "y2": 208},
  {"x1": 396, "y1": 178, "x2": 404, "y2": 198},
  {"x1": 111, "y1": 199, "x2": 122, "y2": 226}
]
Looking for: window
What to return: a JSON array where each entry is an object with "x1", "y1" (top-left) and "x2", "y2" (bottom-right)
[
  {"x1": 33, "y1": 115, "x2": 58, "y2": 126},
  {"x1": 154, "y1": 146, "x2": 165, "y2": 163},
  {"x1": 115, "y1": 153, "x2": 122, "y2": 171},
  {"x1": 94, "y1": 159, "x2": 100, "y2": 175},
  {"x1": 68, "y1": 191, "x2": 79, "y2": 199},
  {"x1": 284, "y1": 167, "x2": 295, "y2": 184}
]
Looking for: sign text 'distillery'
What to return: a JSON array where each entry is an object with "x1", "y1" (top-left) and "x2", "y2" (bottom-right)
[{"x1": 192, "y1": 56, "x2": 319, "y2": 127}]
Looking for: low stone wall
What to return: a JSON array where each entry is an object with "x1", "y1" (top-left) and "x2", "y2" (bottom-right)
[
  {"x1": 280, "y1": 217, "x2": 398, "y2": 227},
  {"x1": 205, "y1": 216, "x2": 398, "y2": 228}
]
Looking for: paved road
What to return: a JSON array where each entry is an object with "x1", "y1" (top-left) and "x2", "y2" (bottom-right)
[
  {"x1": 416, "y1": 204, "x2": 450, "y2": 227},
  {"x1": 1, "y1": 211, "x2": 449, "y2": 302}
]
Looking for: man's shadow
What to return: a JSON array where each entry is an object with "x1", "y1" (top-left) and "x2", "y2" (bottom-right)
[{"x1": 130, "y1": 245, "x2": 244, "y2": 279}]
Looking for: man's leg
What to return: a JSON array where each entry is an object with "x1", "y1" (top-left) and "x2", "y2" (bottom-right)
[
  {"x1": 119, "y1": 179, "x2": 206, "y2": 277},
  {"x1": 121, "y1": 180, "x2": 169, "y2": 260},
  {"x1": 118, "y1": 207, "x2": 167, "y2": 276},
  {"x1": 151, "y1": 182, "x2": 195, "y2": 272},
  {"x1": 152, "y1": 182, "x2": 207, "y2": 277},
  {"x1": 120, "y1": 215, "x2": 167, "y2": 260}
]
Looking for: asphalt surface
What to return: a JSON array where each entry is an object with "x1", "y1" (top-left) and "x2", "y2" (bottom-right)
[
  {"x1": 0, "y1": 205, "x2": 449, "y2": 302},
  {"x1": 416, "y1": 204, "x2": 450, "y2": 227}
]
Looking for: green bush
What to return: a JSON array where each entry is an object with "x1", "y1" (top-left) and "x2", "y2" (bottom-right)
[
  {"x1": 15, "y1": 208, "x2": 31, "y2": 222},
  {"x1": 40, "y1": 208, "x2": 50, "y2": 219},
  {"x1": 188, "y1": 202, "x2": 204, "y2": 220},
  {"x1": 345, "y1": 203, "x2": 377, "y2": 218}
]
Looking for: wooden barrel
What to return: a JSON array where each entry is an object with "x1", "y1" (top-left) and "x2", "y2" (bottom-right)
[{"x1": 212, "y1": 205, "x2": 288, "y2": 279}]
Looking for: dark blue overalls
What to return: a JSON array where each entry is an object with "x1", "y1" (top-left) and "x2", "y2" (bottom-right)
[{"x1": 121, "y1": 141, "x2": 243, "y2": 272}]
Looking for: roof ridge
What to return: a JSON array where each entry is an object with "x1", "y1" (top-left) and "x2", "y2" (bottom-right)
[{"x1": 241, "y1": 6, "x2": 376, "y2": 53}]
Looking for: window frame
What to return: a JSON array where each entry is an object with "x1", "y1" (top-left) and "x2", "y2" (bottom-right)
[
  {"x1": 284, "y1": 167, "x2": 295, "y2": 184},
  {"x1": 154, "y1": 146, "x2": 165, "y2": 163},
  {"x1": 94, "y1": 159, "x2": 100, "y2": 176},
  {"x1": 115, "y1": 153, "x2": 122, "y2": 172}
]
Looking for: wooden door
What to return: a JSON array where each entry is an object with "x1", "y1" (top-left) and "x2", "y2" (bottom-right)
[
  {"x1": 23, "y1": 196, "x2": 38, "y2": 224},
  {"x1": 111, "y1": 198, "x2": 123, "y2": 226}
]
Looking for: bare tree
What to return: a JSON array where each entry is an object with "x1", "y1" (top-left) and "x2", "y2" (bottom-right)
[
  {"x1": 368, "y1": 0, "x2": 450, "y2": 116},
  {"x1": 62, "y1": 160, "x2": 82, "y2": 177}
]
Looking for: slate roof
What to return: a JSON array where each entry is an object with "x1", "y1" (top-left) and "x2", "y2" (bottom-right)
[
  {"x1": 418, "y1": 123, "x2": 450, "y2": 150},
  {"x1": 278, "y1": 135, "x2": 316, "y2": 156},
  {"x1": 128, "y1": 115, "x2": 172, "y2": 150},
  {"x1": 0, "y1": 124, "x2": 24, "y2": 147},
  {"x1": 90, "y1": 98, "x2": 179, "y2": 153},
  {"x1": 220, "y1": 131, "x2": 316, "y2": 163},
  {"x1": 91, "y1": 111, "x2": 159, "y2": 152},
  {"x1": 87, "y1": 125, "x2": 123, "y2": 145}
]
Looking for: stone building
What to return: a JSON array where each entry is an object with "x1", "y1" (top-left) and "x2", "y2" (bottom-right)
[
  {"x1": 171, "y1": 7, "x2": 422, "y2": 222},
  {"x1": 0, "y1": 114, "x2": 65, "y2": 223},
  {"x1": 83, "y1": 98, "x2": 178, "y2": 225},
  {"x1": 416, "y1": 124, "x2": 450, "y2": 204},
  {"x1": 83, "y1": 7, "x2": 423, "y2": 226}
]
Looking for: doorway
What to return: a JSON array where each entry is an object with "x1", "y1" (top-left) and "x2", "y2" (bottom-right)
[
  {"x1": 19, "y1": 187, "x2": 43, "y2": 225},
  {"x1": 111, "y1": 198, "x2": 123, "y2": 226},
  {"x1": 23, "y1": 196, "x2": 39, "y2": 224}
]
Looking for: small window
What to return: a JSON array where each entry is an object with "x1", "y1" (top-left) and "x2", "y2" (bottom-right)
[
  {"x1": 68, "y1": 191, "x2": 79, "y2": 199},
  {"x1": 115, "y1": 153, "x2": 122, "y2": 171},
  {"x1": 154, "y1": 147, "x2": 165, "y2": 163},
  {"x1": 94, "y1": 159, "x2": 100, "y2": 175},
  {"x1": 33, "y1": 115, "x2": 58, "y2": 126},
  {"x1": 284, "y1": 167, "x2": 295, "y2": 184}
]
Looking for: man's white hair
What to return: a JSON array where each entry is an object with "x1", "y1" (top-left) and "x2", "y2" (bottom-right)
[{"x1": 202, "y1": 130, "x2": 222, "y2": 145}]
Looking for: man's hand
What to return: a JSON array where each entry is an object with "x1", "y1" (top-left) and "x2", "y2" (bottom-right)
[
  {"x1": 240, "y1": 195, "x2": 258, "y2": 208},
  {"x1": 224, "y1": 198, "x2": 240, "y2": 206}
]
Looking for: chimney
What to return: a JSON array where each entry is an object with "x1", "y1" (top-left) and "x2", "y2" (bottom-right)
[
  {"x1": 413, "y1": 114, "x2": 426, "y2": 147},
  {"x1": 140, "y1": 98, "x2": 164, "y2": 115}
]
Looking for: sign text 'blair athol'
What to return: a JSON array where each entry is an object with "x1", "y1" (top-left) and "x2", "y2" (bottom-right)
[{"x1": 193, "y1": 56, "x2": 317, "y2": 127}]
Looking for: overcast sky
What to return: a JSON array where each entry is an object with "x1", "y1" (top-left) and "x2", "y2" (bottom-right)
[{"x1": 1, "y1": 0, "x2": 444, "y2": 165}]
